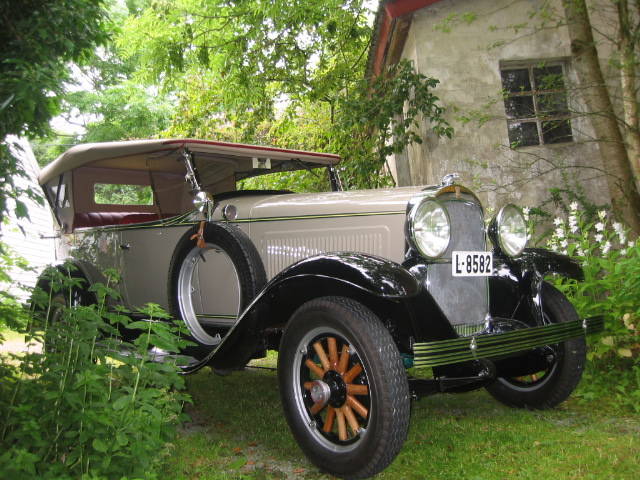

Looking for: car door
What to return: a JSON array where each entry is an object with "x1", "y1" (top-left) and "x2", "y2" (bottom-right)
[{"x1": 119, "y1": 224, "x2": 188, "y2": 311}]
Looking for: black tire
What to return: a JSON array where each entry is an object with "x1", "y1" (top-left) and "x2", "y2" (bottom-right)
[
  {"x1": 278, "y1": 297, "x2": 410, "y2": 480},
  {"x1": 168, "y1": 222, "x2": 266, "y2": 362},
  {"x1": 486, "y1": 283, "x2": 586, "y2": 409}
]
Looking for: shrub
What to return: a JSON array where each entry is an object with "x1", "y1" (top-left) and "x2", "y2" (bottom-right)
[
  {"x1": 539, "y1": 202, "x2": 640, "y2": 412},
  {"x1": 0, "y1": 267, "x2": 191, "y2": 479}
]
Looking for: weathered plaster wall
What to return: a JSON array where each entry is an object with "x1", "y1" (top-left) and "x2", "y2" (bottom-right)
[
  {"x1": 396, "y1": 0, "x2": 613, "y2": 211},
  {"x1": 1, "y1": 137, "x2": 56, "y2": 301}
]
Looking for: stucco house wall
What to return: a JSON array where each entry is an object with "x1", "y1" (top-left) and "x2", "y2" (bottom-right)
[{"x1": 375, "y1": 0, "x2": 614, "y2": 210}]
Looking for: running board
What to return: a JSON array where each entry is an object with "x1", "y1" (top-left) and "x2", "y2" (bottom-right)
[{"x1": 412, "y1": 316, "x2": 604, "y2": 368}]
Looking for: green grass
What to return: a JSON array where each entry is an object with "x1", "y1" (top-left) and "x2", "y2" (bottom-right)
[{"x1": 166, "y1": 354, "x2": 639, "y2": 480}]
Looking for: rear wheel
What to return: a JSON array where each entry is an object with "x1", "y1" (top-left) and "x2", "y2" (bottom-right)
[
  {"x1": 486, "y1": 283, "x2": 586, "y2": 409},
  {"x1": 32, "y1": 270, "x2": 93, "y2": 353},
  {"x1": 278, "y1": 297, "x2": 410, "y2": 479}
]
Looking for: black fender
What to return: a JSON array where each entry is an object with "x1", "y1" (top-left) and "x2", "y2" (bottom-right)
[
  {"x1": 206, "y1": 253, "x2": 425, "y2": 369},
  {"x1": 490, "y1": 248, "x2": 583, "y2": 325}
]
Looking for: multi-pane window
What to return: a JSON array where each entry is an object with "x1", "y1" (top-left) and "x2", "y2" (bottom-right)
[{"x1": 500, "y1": 62, "x2": 572, "y2": 147}]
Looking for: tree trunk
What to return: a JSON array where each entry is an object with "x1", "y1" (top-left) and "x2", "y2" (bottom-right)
[
  {"x1": 617, "y1": 0, "x2": 640, "y2": 193},
  {"x1": 562, "y1": 0, "x2": 640, "y2": 232}
]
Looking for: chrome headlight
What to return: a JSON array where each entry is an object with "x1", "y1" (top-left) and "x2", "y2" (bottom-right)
[
  {"x1": 489, "y1": 204, "x2": 527, "y2": 256},
  {"x1": 408, "y1": 200, "x2": 450, "y2": 258},
  {"x1": 193, "y1": 191, "x2": 211, "y2": 213}
]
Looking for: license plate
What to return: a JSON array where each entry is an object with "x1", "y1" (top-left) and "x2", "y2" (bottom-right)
[{"x1": 452, "y1": 251, "x2": 493, "y2": 277}]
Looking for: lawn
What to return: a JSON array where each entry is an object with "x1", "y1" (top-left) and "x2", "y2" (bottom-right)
[{"x1": 164, "y1": 354, "x2": 639, "y2": 480}]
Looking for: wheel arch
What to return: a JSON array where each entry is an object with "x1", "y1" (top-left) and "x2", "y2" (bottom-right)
[
  {"x1": 33, "y1": 260, "x2": 99, "y2": 300},
  {"x1": 209, "y1": 253, "x2": 424, "y2": 369}
]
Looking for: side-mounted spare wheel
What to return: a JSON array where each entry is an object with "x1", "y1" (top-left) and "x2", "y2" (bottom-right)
[
  {"x1": 486, "y1": 282, "x2": 586, "y2": 409},
  {"x1": 168, "y1": 222, "x2": 266, "y2": 364},
  {"x1": 278, "y1": 296, "x2": 410, "y2": 480}
]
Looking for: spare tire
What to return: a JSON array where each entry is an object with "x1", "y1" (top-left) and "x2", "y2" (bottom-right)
[{"x1": 168, "y1": 222, "x2": 266, "y2": 363}]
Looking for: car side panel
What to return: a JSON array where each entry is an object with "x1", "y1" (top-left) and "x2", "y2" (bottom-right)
[{"x1": 63, "y1": 228, "x2": 122, "y2": 289}]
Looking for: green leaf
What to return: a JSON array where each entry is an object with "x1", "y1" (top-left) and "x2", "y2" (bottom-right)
[
  {"x1": 113, "y1": 394, "x2": 131, "y2": 410},
  {"x1": 93, "y1": 438, "x2": 109, "y2": 453}
]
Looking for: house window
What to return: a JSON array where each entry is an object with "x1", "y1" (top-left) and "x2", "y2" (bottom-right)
[{"x1": 500, "y1": 62, "x2": 572, "y2": 147}]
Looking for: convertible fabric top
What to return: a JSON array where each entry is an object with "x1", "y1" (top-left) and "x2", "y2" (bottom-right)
[{"x1": 38, "y1": 138, "x2": 341, "y2": 185}]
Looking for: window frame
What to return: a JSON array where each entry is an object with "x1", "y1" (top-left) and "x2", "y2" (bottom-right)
[{"x1": 500, "y1": 60, "x2": 573, "y2": 147}]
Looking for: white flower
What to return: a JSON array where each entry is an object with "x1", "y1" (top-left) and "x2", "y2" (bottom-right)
[
  {"x1": 595, "y1": 233, "x2": 603, "y2": 242},
  {"x1": 628, "y1": 240, "x2": 635, "y2": 248},
  {"x1": 522, "y1": 207, "x2": 530, "y2": 215},
  {"x1": 613, "y1": 222, "x2": 623, "y2": 232},
  {"x1": 602, "y1": 241, "x2": 611, "y2": 254},
  {"x1": 577, "y1": 247, "x2": 585, "y2": 256},
  {"x1": 562, "y1": 249, "x2": 568, "y2": 255},
  {"x1": 561, "y1": 239, "x2": 568, "y2": 248},
  {"x1": 553, "y1": 217, "x2": 564, "y2": 226},
  {"x1": 595, "y1": 222, "x2": 604, "y2": 232},
  {"x1": 598, "y1": 210, "x2": 607, "y2": 220},
  {"x1": 621, "y1": 248, "x2": 627, "y2": 255},
  {"x1": 555, "y1": 227, "x2": 565, "y2": 238},
  {"x1": 570, "y1": 224, "x2": 578, "y2": 233},
  {"x1": 569, "y1": 201, "x2": 579, "y2": 211}
]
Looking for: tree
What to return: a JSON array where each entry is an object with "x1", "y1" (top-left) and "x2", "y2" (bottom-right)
[
  {"x1": 561, "y1": 0, "x2": 640, "y2": 232},
  {"x1": 116, "y1": 0, "x2": 452, "y2": 189},
  {"x1": 0, "y1": 0, "x2": 109, "y2": 220}
]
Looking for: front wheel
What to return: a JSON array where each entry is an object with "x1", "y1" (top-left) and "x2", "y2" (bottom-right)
[
  {"x1": 486, "y1": 283, "x2": 586, "y2": 409},
  {"x1": 278, "y1": 297, "x2": 410, "y2": 480}
]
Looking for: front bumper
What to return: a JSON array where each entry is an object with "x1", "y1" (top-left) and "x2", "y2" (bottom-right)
[{"x1": 412, "y1": 316, "x2": 604, "y2": 368}]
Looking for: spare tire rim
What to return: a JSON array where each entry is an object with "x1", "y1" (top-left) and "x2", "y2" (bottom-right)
[{"x1": 177, "y1": 243, "x2": 241, "y2": 345}]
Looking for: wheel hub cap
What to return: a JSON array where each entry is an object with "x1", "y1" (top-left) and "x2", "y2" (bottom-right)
[
  {"x1": 323, "y1": 370, "x2": 347, "y2": 407},
  {"x1": 310, "y1": 380, "x2": 331, "y2": 406}
]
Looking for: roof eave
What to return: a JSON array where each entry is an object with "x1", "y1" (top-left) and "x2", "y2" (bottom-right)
[{"x1": 366, "y1": 0, "x2": 446, "y2": 79}]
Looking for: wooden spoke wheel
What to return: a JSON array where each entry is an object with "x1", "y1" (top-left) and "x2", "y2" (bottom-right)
[
  {"x1": 278, "y1": 297, "x2": 410, "y2": 479},
  {"x1": 301, "y1": 335, "x2": 371, "y2": 444}
]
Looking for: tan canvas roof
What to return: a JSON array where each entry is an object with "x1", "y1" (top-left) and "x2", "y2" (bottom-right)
[{"x1": 38, "y1": 138, "x2": 341, "y2": 185}]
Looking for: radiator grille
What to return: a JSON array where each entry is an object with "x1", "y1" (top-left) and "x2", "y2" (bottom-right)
[
  {"x1": 261, "y1": 226, "x2": 390, "y2": 279},
  {"x1": 426, "y1": 195, "x2": 488, "y2": 333}
]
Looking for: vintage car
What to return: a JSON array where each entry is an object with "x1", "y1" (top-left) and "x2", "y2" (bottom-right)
[{"x1": 37, "y1": 139, "x2": 603, "y2": 479}]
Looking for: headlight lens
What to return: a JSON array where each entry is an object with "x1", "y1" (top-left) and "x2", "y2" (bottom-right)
[
  {"x1": 409, "y1": 200, "x2": 450, "y2": 258},
  {"x1": 193, "y1": 191, "x2": 211, "y2": 213},
  {"x1": 493, "y1": 204, "x2": 527, "y2": 256}
]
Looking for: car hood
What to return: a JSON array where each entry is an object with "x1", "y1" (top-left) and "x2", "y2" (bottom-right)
[{"x1": 247, "y1": 186, "x2": 425, "y2": 220}]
